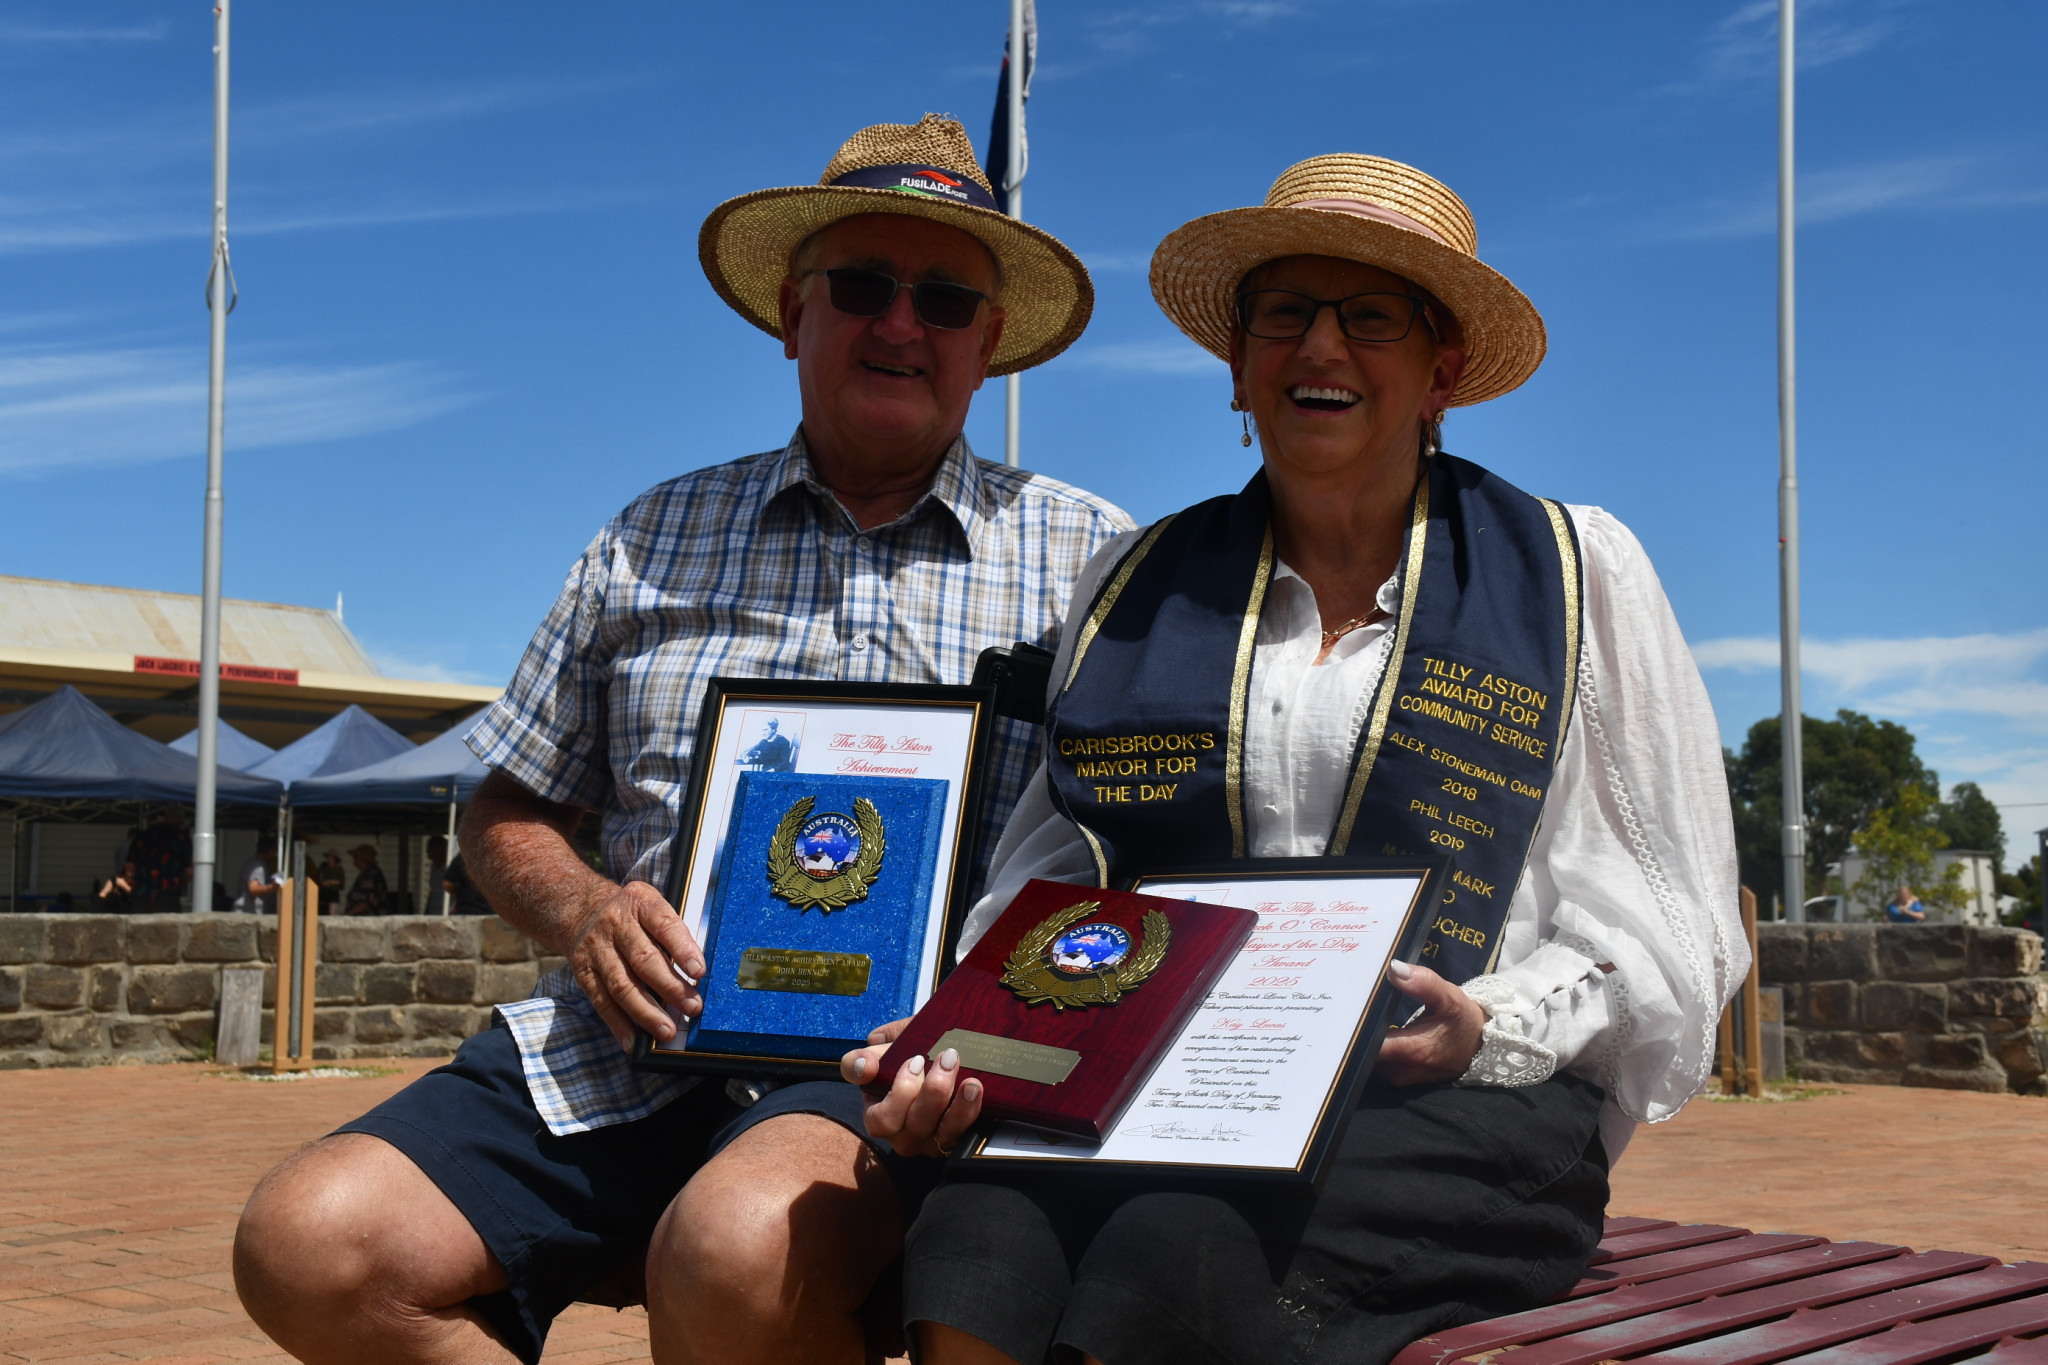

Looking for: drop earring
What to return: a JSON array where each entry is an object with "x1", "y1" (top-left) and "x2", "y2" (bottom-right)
[
  {"x1": 1231, "y1": 397, "x2": 1253, "y2": 447},
  {"x1": 1421, "y1": 410, "x2": 1444, "y2": 457}
]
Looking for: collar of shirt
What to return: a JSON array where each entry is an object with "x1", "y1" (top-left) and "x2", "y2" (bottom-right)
[{"x1": 760, "y1": 426, "x2": 989, "y2": 558}]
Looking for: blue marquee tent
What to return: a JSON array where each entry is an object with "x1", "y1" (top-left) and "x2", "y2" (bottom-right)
[
  {"x1": 170, "y1": 720, "x2": 276, "y2": 770},
  {"x1": 248, "y1": 704, "x2": 412, "y2": 787},
  {"x1": 0, "y1": 687, "x2": 282, "y2": 805},
  {"x1": 288, "y1": 720, "x2": 487, "y2": 807}
]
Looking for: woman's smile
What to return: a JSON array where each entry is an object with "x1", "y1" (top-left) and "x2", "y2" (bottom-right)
[{"x1": 1288, "y1": 384, "x2": 1361, "y2": 412}]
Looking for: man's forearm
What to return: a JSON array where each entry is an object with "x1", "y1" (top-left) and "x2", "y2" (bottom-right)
[{"x1": 460, "y1": 771, "x2": 616, "y2": 958}]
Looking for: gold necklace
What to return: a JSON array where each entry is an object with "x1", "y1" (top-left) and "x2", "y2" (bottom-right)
[{"x1": 1320, "y1": 607, "x2": 1387, "y2": 650}]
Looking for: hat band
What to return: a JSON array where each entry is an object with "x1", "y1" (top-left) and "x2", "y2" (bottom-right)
[
  {"x1": 1287, "y1": 197, "x2": 1450, "y2": 248},
  {"x1": 829, "y1": 162, "x2": 1002, "y2": 213}
]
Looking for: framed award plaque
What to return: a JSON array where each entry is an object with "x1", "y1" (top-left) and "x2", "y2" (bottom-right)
[
  {"x1": 633, "y1": 678, "x2": 997, "y2": 1081},
  {"x1": 956, "y1": 857, "x2": 1447, "y2": 1186}
]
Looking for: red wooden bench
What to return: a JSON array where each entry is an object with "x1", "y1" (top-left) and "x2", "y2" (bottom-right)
[{"x1": 1393, "y1": 1219, "x2": 2048, "y2": 1365}]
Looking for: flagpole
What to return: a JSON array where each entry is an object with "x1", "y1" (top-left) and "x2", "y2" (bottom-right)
[
  {"x1": 193, "y1": 0, "x2": 232, "y2": 909},
  {"x1": 1003, "y1": 0, "x2": 1026, "y2": 469},
  {"x1": 1776, "y1": 0, "x2": 1807, "y2": 924}
]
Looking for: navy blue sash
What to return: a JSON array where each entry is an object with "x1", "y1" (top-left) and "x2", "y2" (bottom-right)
[{"x1": 1045, "y1": 454, "x2": 1582, "y2": 984}]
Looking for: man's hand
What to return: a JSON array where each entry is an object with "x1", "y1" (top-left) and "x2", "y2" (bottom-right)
[
  {"x1": 841, "y1": 1019, "x2": 984, "y2": 1158},
  {"x1": 565, "y1": 879, "x2": 707, "y2": 1050},
  {"x1": 1374, "y1": 959, "x2": 1486, "y2": 1087}
]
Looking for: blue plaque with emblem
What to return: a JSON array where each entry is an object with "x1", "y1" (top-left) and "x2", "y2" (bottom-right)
[{"x1": 689, "y1": 770, "x2": 951, "y2": 1062}]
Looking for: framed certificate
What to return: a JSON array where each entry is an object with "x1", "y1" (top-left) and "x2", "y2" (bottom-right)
[
  {"x1": 634, "y1": 679, "x2": 997, "y2": 1081},
  {"x1": 957, "y1": 857, "x2": 1446, "y2": 1186}
]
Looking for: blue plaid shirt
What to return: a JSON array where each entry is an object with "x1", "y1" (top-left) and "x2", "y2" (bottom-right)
[{"x1": 466, "y1": 429, "x2": 1131, "y2": 1134}]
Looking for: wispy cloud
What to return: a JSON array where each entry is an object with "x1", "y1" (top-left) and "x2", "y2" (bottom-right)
[
  {"x1": 0, "y1": 77, "x2": 656, "y2": 255},
  {"x1": 0, "y1": 20, "x2": 171, "y2": 44},
  {"x1": 0, "y1": 345, "x2": 477, "y2": 474},
  {"x1": 1068, "y1": 338, "x2": 1220, "y2": 376},
  {"x1": 1695, "y1": 626, "x2": 2048, "y2": 810},
  {"x1": 1659, "y1": 151, "x2": 2048, "y2": 240},
  {"x1": 365, "y1": 648, "x2": 500, "y2": 689},
  {"x1": 239, "y1": 77, "x2": 647, "y2": 144},
  {"x1": 1033, "y1": 1, "x2": 1302, "y2": 80},
  {"x1": 1693, "y1": 627, "x2": 2048, "y2": 728},
  {"x1": 1681, "y1": 0, "x2": 1918, "y2": 91},
  {"x1": 0, "y1": 186, "x2": 657, "y2": 255}
]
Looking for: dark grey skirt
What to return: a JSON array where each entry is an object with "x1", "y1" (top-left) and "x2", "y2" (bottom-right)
[{"x1": 902, "y1": 1073, "x2": 1610, "y2": 1365}]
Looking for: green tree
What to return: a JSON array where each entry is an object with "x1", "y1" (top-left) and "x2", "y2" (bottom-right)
[
  {"x1": 1933, "y1": 781, "x2": 2005, "y2": 870},
  {"x1": 1999, "y1": 854, "x2": 2040, "y2": 929},
  {"x1": 1725, "y1": 709, "x2": 1936, "y2": 906},
  {"x1": 1846, "y1": 787, "x2": 1969, "y2": 920}
]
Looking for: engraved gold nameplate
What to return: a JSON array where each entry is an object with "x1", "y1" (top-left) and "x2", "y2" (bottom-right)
[
  {"x1": 735, "y1": 948, "x2": 872, "y2": 996},
  {"x1": 932, "y1": 1028, "x2": 1083, "y2": 1086}
]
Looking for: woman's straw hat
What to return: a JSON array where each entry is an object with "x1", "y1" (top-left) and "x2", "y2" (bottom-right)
[
  {"x1": 699, "y1": 114, "x2": 1093, "y2": 376},
  {"x1": 1150, "y1": 155, "x2": 1545, "y2": 406}
]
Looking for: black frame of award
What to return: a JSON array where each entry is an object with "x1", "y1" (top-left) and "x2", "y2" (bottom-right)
[
  {"x1": 633, "y1": 677, "x2": 999, "y2": 1082},
  {"x1": 953, "y1": 854, "x2": 1448, "y2": 1187}
]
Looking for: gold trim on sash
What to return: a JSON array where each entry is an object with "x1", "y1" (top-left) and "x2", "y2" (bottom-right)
[
  {"x1": 1060, "y1": 515, "x2": 1178, "y2": 695},
  {"x1": 1078, "y1": 825, "x2": 1111, "y2": 889},
  {"x1": 1538, "y1": 498, "x2": 1582, "y2": 751},
  {"x1": 1329, "y1": 476, "x2": 1431, "y2": 853},
  {"x1": 1223, "y1": 526, "x2": 1275, "y2": 859}
]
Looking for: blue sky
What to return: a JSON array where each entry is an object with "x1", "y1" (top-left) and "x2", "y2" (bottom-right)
[{"x1": 2, "y1": 2, "x2": 2044, "y2": 839}]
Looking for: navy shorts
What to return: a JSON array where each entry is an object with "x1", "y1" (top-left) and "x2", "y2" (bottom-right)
[{"x1": 336, "y1": 1022, "x2": 920, "y2": 1364}]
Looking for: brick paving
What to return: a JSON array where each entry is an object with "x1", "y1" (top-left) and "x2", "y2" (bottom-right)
[
  {"x1": 1, "y1": 1063, "x2": 2040, "y2": 1363},
  {"x1": 1609, "y1": 1083, "x2": 2048, "y2": 1264}
]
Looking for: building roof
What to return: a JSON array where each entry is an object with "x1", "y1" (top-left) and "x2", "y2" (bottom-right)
[
  {"x1": 0, "y1": 576, "x2": 500, "y2": 749},
  {"x1": 0, "y1": 574, "x2": 378, "y2": 674}
]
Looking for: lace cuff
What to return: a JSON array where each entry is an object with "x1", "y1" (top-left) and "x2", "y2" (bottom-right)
[{"x1": 1456, "y1": 975, "x2": 1559, "y2": 1088}]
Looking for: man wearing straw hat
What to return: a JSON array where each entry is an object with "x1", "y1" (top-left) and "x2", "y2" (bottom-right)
[{"x1": 234, "y1": 114, "x2": 1129, "y2": 1365}]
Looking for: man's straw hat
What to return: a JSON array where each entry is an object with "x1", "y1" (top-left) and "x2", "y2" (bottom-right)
[
  {"x1": 700, "y1": 115, "x2": 1093, "y2": 376},
  {"x1": 1150, "y1": 154, "x2": 1545, "y2": 406}
]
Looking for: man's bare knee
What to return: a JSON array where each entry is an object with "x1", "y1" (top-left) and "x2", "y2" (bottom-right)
[
  {"x1": 652, "y1": 1113, "x2": 898, "y2": 1311},
  {"x1": 235, "y1": 1132, "x2": 502, "y2": 1341}
]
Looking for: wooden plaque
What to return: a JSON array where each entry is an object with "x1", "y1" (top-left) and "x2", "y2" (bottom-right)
[{"x1": 872, "y1": 879, "x2": 1258, "y2": 1140}]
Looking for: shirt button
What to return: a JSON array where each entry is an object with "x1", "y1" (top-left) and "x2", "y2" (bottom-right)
[
  {"x1": 856, "y1": 536, "x2": 871, "y2": 552},
  {"x1": 1271, "y1": 699, "x2": 1284, "y2": 714},
  {"x1": 850, "y1": 633, "x2": 869, "y2": 652}
]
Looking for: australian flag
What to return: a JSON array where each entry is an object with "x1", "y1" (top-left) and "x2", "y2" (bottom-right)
[{"x1": 984, "y1": 0, "x2": 1037, "y2": 215}]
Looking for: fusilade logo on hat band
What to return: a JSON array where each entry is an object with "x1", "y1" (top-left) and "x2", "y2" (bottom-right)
[{"x1": 829, "y1": 162, "x2": 1001, "y2": 213}]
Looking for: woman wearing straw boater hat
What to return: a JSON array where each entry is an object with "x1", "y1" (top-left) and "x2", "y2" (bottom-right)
[
  {"x1": 235, "y1": 116, "x2": 1131, "y2": 1365},
  {"x1": 849, "y1": 155, "x2": 1743, "y2": 1365}
]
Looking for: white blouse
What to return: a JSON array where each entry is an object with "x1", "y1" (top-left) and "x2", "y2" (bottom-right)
[{"x1": 960, "y1": 504, "x2": 1746, "y2": 1161}]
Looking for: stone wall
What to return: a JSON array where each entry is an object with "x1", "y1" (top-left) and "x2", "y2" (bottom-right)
[
  {"x1": 1758, "y1": 923, "x2": 2047, "y2": 1094},
  {"x1": 0, "y1": 913, "x2": 566, "y2": 1069}
]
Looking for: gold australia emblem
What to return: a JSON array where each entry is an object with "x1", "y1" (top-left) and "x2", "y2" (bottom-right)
[
  {"x1": 1001, "y1": 901, "x2": 1169, "y2": 1010},
  {"x1": 767, "y1": 797, "x2": 885, "y2": 913}
]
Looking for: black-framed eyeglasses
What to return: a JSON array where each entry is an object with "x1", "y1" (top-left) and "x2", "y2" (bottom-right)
[
  {"x1": 1236, "y1": 289, "x2": 1437, "y2": 344},
  {"x1": 814, "y1": 268, "x2": 988, "y2": 330}
]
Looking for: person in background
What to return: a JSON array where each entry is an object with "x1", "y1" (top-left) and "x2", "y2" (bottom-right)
[
  {"x1": 310, "y1": 849, "x2": 346, "y2": 909},
  {"x1": 233, "y1": 837, "x2": 280, "y2": 915},
  {"x1": 424, "y1": 835, "x2": 451, "y2": 915},
  {"x1": 344, "y1": 845, "x2": 391, "y2": 915},
  {"x1": 128, "y1": 810, "x2": 192, "y2": 914},
  {"x1": 441, "y1": 851, "x2": 495, "y2": 917},
  {"x1": 1886, "y1": 885, "x2": 1927, "y2": 923}
]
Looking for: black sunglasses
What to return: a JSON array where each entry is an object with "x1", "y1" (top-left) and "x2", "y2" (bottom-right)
[{"x1": 815, "y1": 268, "x2": 987, "y2": 330}]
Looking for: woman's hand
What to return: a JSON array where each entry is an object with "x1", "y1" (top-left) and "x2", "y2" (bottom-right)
[
  {"x1": 842, "y1": 1019, "x2": 985, "y2": 1158},
  {"x1": 1374, "y1": 959, "x2": 1486, "y2": 1086}
]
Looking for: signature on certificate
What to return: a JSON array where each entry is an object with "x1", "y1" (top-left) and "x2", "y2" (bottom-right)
[{"x1": 1121, "y1": 1120, "x2": 1252, "y2": 1142}]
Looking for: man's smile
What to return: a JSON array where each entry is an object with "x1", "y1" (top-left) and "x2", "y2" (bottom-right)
[{"x1": 861, "y1": 360, "x2": 925, "y2": 379}]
